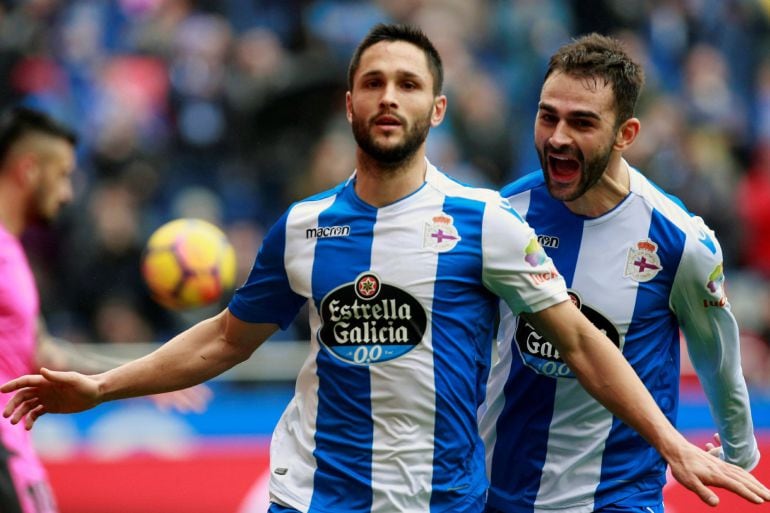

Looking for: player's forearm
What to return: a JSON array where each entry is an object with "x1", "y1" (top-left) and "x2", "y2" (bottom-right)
[
  {"x1": 529, "y1": 301, "x2": 690, "y2": 464},
  {"x1": 701, "y1": 376, "x2": 759, "y2": 469},
  {"x1": 682, "y1": 307, "x2": 759, "y2": 468},
  {"x1": 562, "y1": 329, "x2": 690, "y2": 460},
  {"x1": 95, "y1": 312, "x2": 248, "y2": 402}
]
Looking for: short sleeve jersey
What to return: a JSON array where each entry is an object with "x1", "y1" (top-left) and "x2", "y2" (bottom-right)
[
  {"x1": 479, "y1": 166, "x2": 758, "y2": 513},
  {"x1": 229, "y1": 161, "x2": 568, "y2": 513}
]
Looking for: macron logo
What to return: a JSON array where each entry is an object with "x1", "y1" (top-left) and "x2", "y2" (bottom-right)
[{"x1": 306, "y1": 225, "x2": 351, "y2": 239}]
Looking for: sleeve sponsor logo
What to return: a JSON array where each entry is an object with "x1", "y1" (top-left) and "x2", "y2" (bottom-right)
[
  {"x1": 514, "y1": 291, "x2": 620, "y2": 378},
  {"x1": 318, "y1": 272, "x2": 427, "y2": 365},
  {"x1": 703, "y1": 297, "x2": 727, "y2": 308},
  {"x1": 528, "y1": 268, "x2": 560, "y2": 286}
]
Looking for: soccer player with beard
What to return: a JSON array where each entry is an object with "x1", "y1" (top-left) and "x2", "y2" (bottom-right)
[
  {"x1": 3, "y1": 25, "x2": 767, "y2": 513},
  {"x1": 0, "y1": 107, "x2": 211, "y2": 513},
  {"x1": 479, "y1": 34, "x2": 760, "y2": 513}
]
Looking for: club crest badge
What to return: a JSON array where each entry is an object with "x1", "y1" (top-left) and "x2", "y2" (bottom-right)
[
  {"x1": 624, "y1": 239, "x2": 662, "y2": 282},
  {"x1": 424, "y1": 213, "x2": 461, "y2": 252}
]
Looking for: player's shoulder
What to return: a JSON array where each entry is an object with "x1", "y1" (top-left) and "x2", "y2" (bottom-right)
[
  {"x1": 426, "y1": 165, "x2": 528, "y2": 229},
  {"x1": 631, "y1": 168, "x2": 704, "y2": 229},
  {"x1": 281, "y1": 177, "x2": 352, "y2": 222},
  {"x1": 426, "y1": 163, "x2": 508, "y2": 204},
  {"x1": 500, "y1": 171, "x2": 545, "y2": 199},
  {"x1": 630, "y1": 167, "x2": 720, "y2": 255}
]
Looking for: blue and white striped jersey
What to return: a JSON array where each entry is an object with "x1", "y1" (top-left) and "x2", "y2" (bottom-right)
[
  {"x1": 229, "y1": 161, "x2": 568, "y2": 513},
  {"x1": 479, "y1": 164, "x2": 758, "y2": 513}
]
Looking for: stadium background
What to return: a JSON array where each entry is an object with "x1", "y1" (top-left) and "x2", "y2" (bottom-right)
[{"x1": 1, "y1": 0, "x2": 769, "y2": 511}]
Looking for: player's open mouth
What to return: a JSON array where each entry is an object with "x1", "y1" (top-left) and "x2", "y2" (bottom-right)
[{"x1": 548, "y1": 154, "x2": 580, "y2": 183}]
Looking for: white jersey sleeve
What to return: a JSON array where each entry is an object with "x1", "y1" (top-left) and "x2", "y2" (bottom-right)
[
  {"x1": 670, "y1": 216, "x2": 759, "y2": 470},
  {"x1": 481, "y1": 198, "x2": 568, "y2": 315}
]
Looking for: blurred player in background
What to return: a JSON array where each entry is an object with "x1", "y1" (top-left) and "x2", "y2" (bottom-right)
[
  {"x1": 0, "y1": 106, "x2": 211, "y2": 513},
  {"x1": 479, "y1": 34, "x2": 759, "y2": 513},
  {"x1": 2, "y1": 25, "x2": 768, "y2": 513}
]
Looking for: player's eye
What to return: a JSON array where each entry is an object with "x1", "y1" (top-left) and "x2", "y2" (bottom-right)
[{"x1": 538, "y1": 112, "x2": 557, "y2": 123}]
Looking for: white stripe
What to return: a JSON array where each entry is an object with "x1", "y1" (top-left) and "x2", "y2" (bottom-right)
[
  {"x1": 534, "y1": 198, "x2": 651, "y2": 511},
  {"x1": 368, "y1": 187, "x2": 443, "y2": 512},
  {"x1": 283, "y1": 195, "x2": 337, "y2": 296},
  {"x1": 268, "y1": 197, "x2": 333, "y2": 508},
  {"x1": 505, "y1": 189, "x2": 532, "y2": 221},
  {"x1": 479, "y1": 305, "x2": 517, "y2": 479}
]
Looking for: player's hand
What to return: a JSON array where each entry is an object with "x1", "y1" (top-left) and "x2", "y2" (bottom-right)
[
  {"x1": 1, "y1": 368, "x2": 101, "y2": 430},
  {"x1": 668, "y1": 439, "x2": 770, "y2": 506},
  {"x1": 705, "y1": 433, "x2": 724, "y2": 459},
  {"x1": 148, "y1": 383, "x2": 213, "y2": 413}
]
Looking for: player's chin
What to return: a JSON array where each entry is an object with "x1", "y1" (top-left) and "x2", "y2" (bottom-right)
[{"x1": 545, "y1": 178, "x2": 581, "y2": 202}]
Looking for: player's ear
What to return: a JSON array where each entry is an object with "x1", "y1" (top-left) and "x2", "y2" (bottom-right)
[
  {"x1": 8, "y1": 153, "x2": 39, "y2": 186},
  {"x1": 431, "y1": 95, "x2": 447, "y2": 127},
  {"x1": 345, "y1": 91, "x2": 353, "y2": 123},
  {"x1": 614, "y1": 117, "x2": 640, "y2": 151}
]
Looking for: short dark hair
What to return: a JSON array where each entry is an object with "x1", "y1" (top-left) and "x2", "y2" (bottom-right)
[
  {"x1": 545, "y1": 33, "x2": 644, "y2": 124},
  {"x1": 347, "y1": 23, "x2": 444, "y2": 96},
  {"x1": 0, "y1": 106, "x2": 77, "y2": 166}
]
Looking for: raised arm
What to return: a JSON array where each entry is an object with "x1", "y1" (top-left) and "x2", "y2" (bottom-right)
[
  {"x1": 3, "y1": 309, "x2": 277, "y2": 428},
  {"x1": 525, "y1": 300, "x2": 770, "y2": 506}
]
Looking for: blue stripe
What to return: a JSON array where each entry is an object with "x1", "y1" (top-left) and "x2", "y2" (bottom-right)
[
  {"x1": 430, "y1": 197, "x2": 496, "y2": 511},
  {"x1": 500, "y1": 171, "x2": 544, "y2": 198},
  {"x1": 487, "y1": 359, "x2": 555, "y2": 512},
  {"x1": 487, "y1": 184, "x2": 583, "y2": 511},
  {"x1": 523, "y1": 185, "x2": 584, "y2": 288},
  {"x1": 228, "y1": 209, "x2": 306, "y2": 329},
  {"x1": 595, "y1": 210, "x2": 685, "y2": 508},
  {"x1": 310, "y1": 186, "x2": 376, "y2": 513}
]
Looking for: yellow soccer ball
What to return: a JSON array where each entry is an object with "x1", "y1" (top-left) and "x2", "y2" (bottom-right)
[{"x1": 141, "y1": 218, "x2": 237, "y2": 310}]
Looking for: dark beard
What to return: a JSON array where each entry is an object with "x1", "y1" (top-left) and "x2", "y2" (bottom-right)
[
  {"x1": 538, "y1": 142, "x2": 613, "y2": 202},
  {"x1": 352, "y1": 110, "x2": 431, "y2": 165}
]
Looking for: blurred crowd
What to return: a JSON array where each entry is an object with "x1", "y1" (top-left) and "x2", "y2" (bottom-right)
[{"x1": 2, "y1": 0, "x2": 770, "y2": 389}]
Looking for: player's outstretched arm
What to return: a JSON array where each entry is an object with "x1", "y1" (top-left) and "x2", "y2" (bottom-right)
[
  {"x1": 35, "y1": 318, "x2": 214, "y2": 415},
  {"x1": 525, "y1": 300, "x2": 770, "y2": 507},
  {"x1": 2, "y1": 308, "x2": 277, "y2": 429}
]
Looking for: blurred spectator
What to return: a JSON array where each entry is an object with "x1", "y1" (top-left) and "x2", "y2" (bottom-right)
[{"x1": 736, "y1": 142, "x2": 770, "y2": 278}]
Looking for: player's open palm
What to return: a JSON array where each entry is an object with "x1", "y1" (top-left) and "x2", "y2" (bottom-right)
[
  {"x1": 1, "y1": 367, "x2": 100, "y2": 430},
  {"x1": 668, "y1": 440, "x2": 770, "y2": 506}
]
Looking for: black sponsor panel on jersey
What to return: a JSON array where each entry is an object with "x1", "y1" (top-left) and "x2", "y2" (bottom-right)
[
  {"x1": 515, "y1": 291, "x2": 620, "y2": 378},
  {"x1": 318, "y1": 272, "x2": 427, "y2": 365}
]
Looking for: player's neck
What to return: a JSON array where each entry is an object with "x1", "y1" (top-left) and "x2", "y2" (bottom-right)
[
  {"x1": 354, "y1": 149, "x2": 427, "y2": 207},
  {"x1": 564, "y1": 157, "x2": 631, "y2": 217}
]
